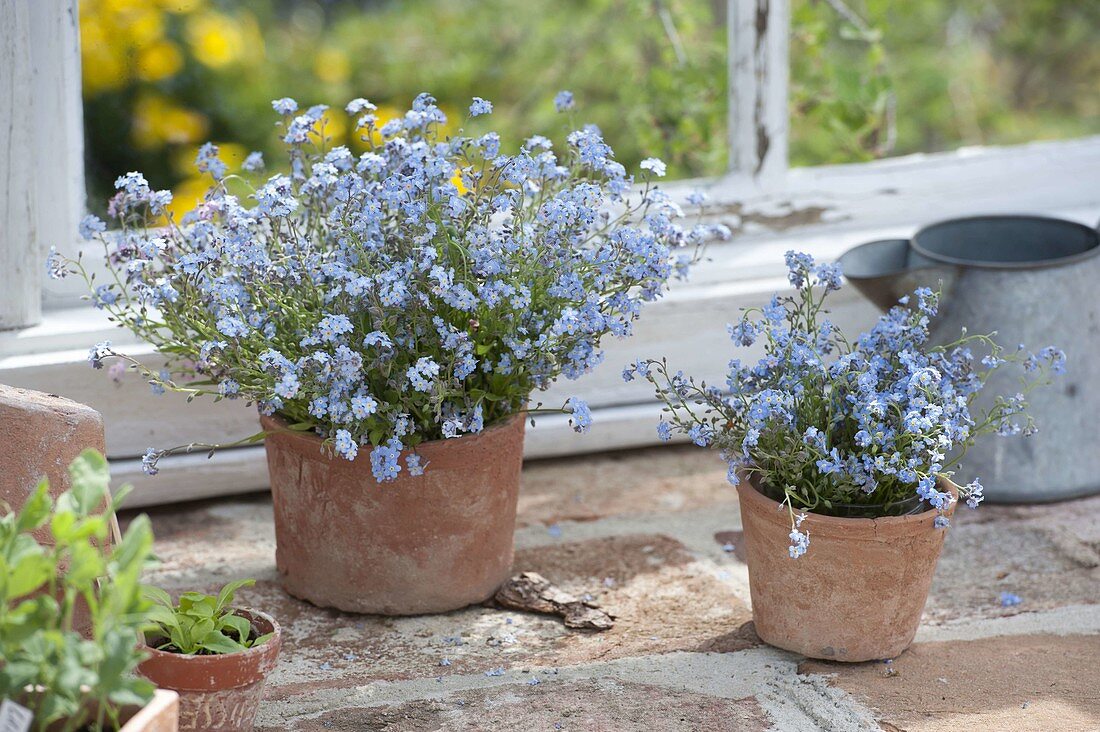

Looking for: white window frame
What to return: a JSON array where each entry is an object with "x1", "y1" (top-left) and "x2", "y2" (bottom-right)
[{"x1": 3, "y1": 0, "x2": 1099, "y2": 505}]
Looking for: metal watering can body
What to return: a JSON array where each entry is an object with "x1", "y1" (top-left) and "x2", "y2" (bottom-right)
[{"x1": 839, "y1": 215, "x2": 1100, "y2": 503}]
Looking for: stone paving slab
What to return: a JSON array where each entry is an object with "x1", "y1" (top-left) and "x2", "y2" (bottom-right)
[
  {"x1": 130, "y1": 445, "x2": 1100, "y2": 731},
  {"x1": 801, "y1": 634, "x2": 1100, "y2": 732}
]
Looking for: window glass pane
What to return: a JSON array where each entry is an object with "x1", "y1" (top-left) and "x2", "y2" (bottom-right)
[
  {"x1": 790, "y1": 0, "x2": 1100, "y2": 166},
  {"x1": 80, "y1": 0, "x2": 727, "y2": 213}
]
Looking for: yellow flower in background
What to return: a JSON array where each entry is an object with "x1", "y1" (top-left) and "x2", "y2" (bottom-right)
[
  {"x1": 172, "y1": 142, "x2": 248, "y2": 177},
  {"x1": 135, "y1": 40, "x2": 183, "y2": 82},
  {"x1": 350, "y1": 104, "x2": 402, "y2": 150},
  {"x1": 132, "y1": 94, "x2": 208, "y2": 150},
  {"x1": 157, "y1": 0, "x2": 205, "y2": 13},
  {"x1": 162, "y1": 176, "x2": 209, "y2": 224},
  {"x1": 102, "y1": 0, "x2": 147, "y2": 13},
  {"x1": 122, "y1": 7, "x2": 164, "y2": 46},
  {"x1": 80, "y1": 13, "x2": 129, "y2": 94},
  {"x1": 185, "y1": 10, "x2": 244, "y2": 68},
  {"x1": 450, "y1": 171, "x2": 468, "y2": 196},
  {"x1": 314, "y1": 47, "x2": 351, "y2": 85},
  {"x1": 348, "y1": 103, "x2": 460, "y2": 150},
  {"x1": 308, "y1": 110, "x2": 349, "y2": 147}
]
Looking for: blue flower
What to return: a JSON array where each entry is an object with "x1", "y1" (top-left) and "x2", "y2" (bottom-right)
[
  {"x1": 688, "y1": 423, "x2": 712, "y2": 447},
  {"x1": 242, "y1": 151, "x2": 265, "y2": 172},
  {"x1": 406, "y1": 453, "x2": 426, "y2": 476},
  {"x1": 88, "y1": 341, "x2": 112, "y2": 369},
  {"x1": 272, "y1": 97, "x2": 299, "y2": 115},
  {"x1": 813, "y1": 262, "x2": 843, "y2": 291},
  {"x1": 469, "y1": 97, "x2": 493, "y2": 116},
  {"x1": 567, "y1": 397, "x2": 592, "y2": 433},
  {"x1": 149, "y1": 369, "x2": 170, "y2": 396},
  {"x1": 46, "y1": 247, "x2": 68, "y2": 280},
  {"x1": 686, "y1": 190, "x2": 708, "y2": 206},
  {"x1": 195, "y1": 142, "x2": 227, "y2": 180},
  {"x1": 370, "y1": 438, "x2": 403, "y2": 481},
  {"x1": 216, "y1": 316, "x2": 249, "y2": 338},
  {"x1": 788, "y1": 523, "x2": 809, "y2": 559},
  {"x1": 313, "y1": 314, "x2": 354, "y2": 343},
  {"x1": 141, "y1": 447, "x2": 160, "y2": 476},
  {"x1": 553, "y1": 90, "x2": 575, "y2": 112},
  {"x1": 640, "y1": 158, "x2": 667, "y2": 177},
  {"x1": 350, "y1": 394, "x2": 378, "y2": 419},
  {"x1": 333, "y1": 429, "x2": 358, "y2": 460},
  {"x1": 621, "y1": 359, "x2": 650, "y2": 382},
  {"x1": 79, "y1": 214, "x2": 106, "y2": 240},
  {"x1": 656, "y1": 420, "x2": 673, "y2": 441},
  {"x1": 407, "y1": 357, "x2": 441, "y2": 392},
  {"x1": 999, "y1": 591, "x2": 1022, "y2": 607}
]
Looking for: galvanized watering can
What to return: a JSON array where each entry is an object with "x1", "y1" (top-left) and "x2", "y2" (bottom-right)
[{"x1": 838, "y1": 215, "x2": 1100, "y2": 503}]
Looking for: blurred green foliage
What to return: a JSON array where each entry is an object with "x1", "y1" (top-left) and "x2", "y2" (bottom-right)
[
  {"x1": 81, "y1": 0, "x2": 727, "y2": 212},
  {"x1": 81, "y1": 0, "x2": 1100, "y2": 208},
  {"x1": 791, "y1": 0, "x2": 1100, "y2": 165}
]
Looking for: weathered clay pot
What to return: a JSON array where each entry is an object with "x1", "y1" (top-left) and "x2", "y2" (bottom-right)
[
  {"x1": 737, "y1": 477, "x2": 958, "y2": 661},
  {"x1": 137, "y1": 609, "x2": 281, "y2": 732},
  {"x1": 260, "y1": 412, "x2": 526, "y2": 615}
]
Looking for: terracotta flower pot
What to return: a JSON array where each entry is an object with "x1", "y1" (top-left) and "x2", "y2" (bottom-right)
[
  {"x1": 137, "y1": 609, "x2": 281, "y2": 732},
  {"x1": 736, "y1": 477, "x2": 958, "y2": 661},
  {"x1": 260, "y1": 412, "x2": 526, "y2": 615}
]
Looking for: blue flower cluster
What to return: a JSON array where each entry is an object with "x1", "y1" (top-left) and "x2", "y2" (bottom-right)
[
  {"x1": 60, "y1": 93, "x2": 730, "y2": 482},
  {"x1": 635, "y1": 251, "x2": 1063, "y2": 558}
]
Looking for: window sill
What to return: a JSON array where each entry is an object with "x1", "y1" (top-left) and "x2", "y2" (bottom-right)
[{"x1": 5, "y1": 135, "x2": 1099, "y2": 505}]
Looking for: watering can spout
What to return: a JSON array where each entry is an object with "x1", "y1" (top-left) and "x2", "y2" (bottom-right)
[{"x1": 836, "y1": 238, "x2": 944, "y2": 312}]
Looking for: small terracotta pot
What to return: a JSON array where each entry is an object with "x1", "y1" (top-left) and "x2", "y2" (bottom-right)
[
  {"x1": 137, "y1": 609, "x2": 281, "y2": 732},
  {"x1": 737, "y1": 477, "x2": 957, "y2": 661},
  {"x1": 260, "y1": 412, "x2": 526, "y2": 615}
]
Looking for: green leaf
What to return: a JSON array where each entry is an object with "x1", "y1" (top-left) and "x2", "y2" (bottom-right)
[
  {"x1": 250, "y1": 632, "x2": 274, "y2": 648},
  {"x1": 66, "y1": 540, "x2": 106, "y2": 590},
  {"x1": 6, "y1": 551, "x2": 52, "y2": 598},
  {"x1": 142, "y1": 584, "x2": 175, "y2": 609},
  {"x1": 67, "y1": 448, "x2": 111, "y2": 514},
  {"x1": 198, "y1": 630, "x2": 246, "y2": 655},
  {"x1": 50, "y1": 509, "x2": 77, "y2": 543},
  {"x1": 109, "y1": 514, "x2": 154, "y2": 577},
  {"x1": 15, "y1": 479, "x2": 52, "y2": 532},
  {"x1": 220, "y1": 613, "x2": 251, "y2": 643},
  {"x1": 143, "y1": 604, "x2": 181, "y2": 635},
  {"x1": 215, "y1": 578, "x2": 254, "y2": 614}
]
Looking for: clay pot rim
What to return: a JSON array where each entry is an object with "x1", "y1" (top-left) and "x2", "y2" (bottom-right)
[
  {"x1": 142, "y1": 607, "x2": 281, "y2": 664},
  {"x1": 259, "y1": 409, "x2": 527, "y2": 456},
  {"x1": 737, "y1": 476, "x2": 959, "y2": 537}
]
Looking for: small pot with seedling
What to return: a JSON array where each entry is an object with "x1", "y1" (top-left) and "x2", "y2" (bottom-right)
[{"x1": 138, "y1": 580, "x2": 281, "y2": 732}]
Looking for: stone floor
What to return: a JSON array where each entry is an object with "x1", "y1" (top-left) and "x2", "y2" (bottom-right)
[{"x1": 129, "y1": 445, "x2": 1100, "y2": 731}]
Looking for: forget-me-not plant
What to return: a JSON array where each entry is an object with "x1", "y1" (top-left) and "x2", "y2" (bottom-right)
[
  {"x1": 632, "y1": 251, "x2": 1064, "y2": 557},
  {"x1": 53, "y1": 93, "x2": 730, "y2": 482}
]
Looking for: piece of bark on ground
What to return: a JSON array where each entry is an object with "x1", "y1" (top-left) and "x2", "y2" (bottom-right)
[{"x1": 494, "y1": 571, "x2": 615, "y2": 631}]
